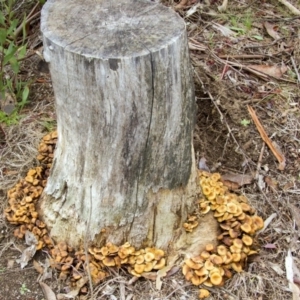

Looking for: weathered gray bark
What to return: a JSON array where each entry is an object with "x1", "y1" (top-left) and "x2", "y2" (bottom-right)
[{"x1": 40, "y1": 0, "x2": 218, "y2": 256}]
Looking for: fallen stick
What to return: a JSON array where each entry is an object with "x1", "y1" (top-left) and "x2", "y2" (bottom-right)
[
  {"x1": 247, "y1": 105, "x2": 286, "y2": 170},
  {"x1": 278, "y1": 0, "x2": 300, "y2": 15}
]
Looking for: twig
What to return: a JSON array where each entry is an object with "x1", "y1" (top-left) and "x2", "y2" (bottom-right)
[
  {"x1": 174, "y1": 0, "x2": 189, "y2": 10},
  {"x1": 278, "y1": 0, "x2": 300, "y2": 15},
  {"x1": 206, "y1": 91, "x2": 250, "y2": 161},
  {"x1": 218, "y1": 0, "x2": 228, "y2": 12},
  {"x1": 14, "y1": 10, "x2": 40, "y2": 39},
  {"x1": 84, "y1": 185, "x2": 94, "y2": 299},
  {"x1": 247, "y1": 105, "x2": 286, "y2": 170},
  {"x1": 218, "y1": 54, "x2": 267, "y2": 59},
  {"x1": 291, "y1": 56, "x2": 300, "y2": 84},
  {"x1": 255, "y1": 143, "x2": 265, "y2": 180}
]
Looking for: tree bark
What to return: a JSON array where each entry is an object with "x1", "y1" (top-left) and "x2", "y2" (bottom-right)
[{"x1": 40, "y1": 0, "x2": 218, "y2": 257}]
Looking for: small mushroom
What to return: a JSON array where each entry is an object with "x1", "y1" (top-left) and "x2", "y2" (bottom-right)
[
  {"x1": 209, "y1": 270, "x2": 223, "y2": 286},
  {"x1": 242, "y1": 235, "x2": 253, "y2": 246},
  {"x1": 231, "y1": 262, "x2": 243, "y2": 273},
  {"x1": 185, "y1": 258, "x2": 202, "y2": 270},
  {"x1": 199, "y1": 288, "x2": 210, "y2": 299},
  {"x1": 205, "y1": 243, "x2": 214, "y2": 252},
  {"x1": 153, "y1": 258, "x2": 165, "y2": 270},
  {"x1": 103, "y1": 257, "x2": 115, "y2": 267}
]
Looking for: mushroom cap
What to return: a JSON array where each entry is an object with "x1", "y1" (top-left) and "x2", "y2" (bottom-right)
[
  {"x1": 58, "y1": 241, "x2": 68, "y2": 251},
  {"x1": 252, "y1": 215, "x2": 264, "y2": 230},
  {"x1": 242, "y1": 235, "x2": 253, "y2": 246},
  {"x1": 211, "y1": 173, "x2": 221, "y2": 181},
  {"x1": 195, "y1": 266, "x2": 209, "y2": 277},
  {"x1": 192, "y1": 256, "x2": 204, "y2": 264},
  {"x1": 185, "y1": 270, "x2": 194, "y2": 281},
  {"x1": 205, "y1": 243, "x2": 215, "y2": 252},
  {"x1": 191, "y1": 275, "x2": 201, "y2": 286},
  {"x1": 201, "y1": 185, "x2": 212, "y2": 196},
  {"x1": 200, "y1": 206, "x2": 211, "y2": 214},
  {"x1": 100, "y1": 246, "x2": 109, "y2": 256},
  {"x1": 134, "y1": 263, "x2": 146, "y2": 274},
  {"x1": 231, "y1": 253, "x2": 241, "y2": 262},
  {"x1": 231, "y1": 262, "x2": 243, "y2": 273},
  {"x1": 240, "y1": 223, "x2": 252, "y2": 233},
  {"x1": 230, "y1": 245, "x2": 241, "y2": 254},
  {"x1": 200, "y1": 251, "x2": 211, "y2": 260},
  {"x1": 199, "y1": 288, "x2": 210, "y2": 299},
  {"x1": 204, "y1": 259, "x2": 214, "y2": 271},
  {"x1": 233, "y1": 239, "x2": 243, "y2": 249},
  {"x1": 229, "y1": 229, "x2": 239, "y2": 239},
  {"x1": 153, "y1": 249, "x2": 164, "y2": 261},
  {"x1": 103, "y1": 257, "x2": 115, "y2": 267},
  {"x1": 107, "y1": 243, "x2": 119, "y2": 254},
  {"x1": 135, "y1": 254, "x2": 145, "y2": 265},
  {"x1": 226, "y1": 202, "x2": 238, "y2": 214},
  {"x1": 182, "y1": 264, "x2": 191, "y2": 276},
  {"x1": 240, "y1": 203, "x2": 251, "y2": 212},
  {"x1": 144, "y1": 262, "x2": 155, "y2": 272},
  {"x1": 185, "y1": 258, "x2": 202, "y2": 270},
  {"x1": 217, "y1": 245, "x2": 228, "y2": 256},
  {"x1": 210, "y1": 271, "x2": 223, "y2": 286},
  {"x1": 144, "y1": 252, "x2": 155, "y2": 262},
  {"x1": 210, "y1": 255, "x2": 223, "y2": 265},
  {"x1": 153, "y1": 258, "x2": 166, "y2": 270},
  {"x1": 222, "y1": 252, "x2": 233, "y2": 264}
]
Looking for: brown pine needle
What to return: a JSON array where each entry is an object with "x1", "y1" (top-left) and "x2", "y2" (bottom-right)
[{"x1": 247, "y1": 105, "x2": 286, "y2": 170}]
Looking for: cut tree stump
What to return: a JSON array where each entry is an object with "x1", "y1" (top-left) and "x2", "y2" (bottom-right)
[{"x1": 40, "y1": 0, "x2": 218, "y2": 257}]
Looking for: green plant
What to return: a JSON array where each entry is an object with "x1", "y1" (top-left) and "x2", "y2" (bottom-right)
[
  {"x1": 243, "y1": 13, "x2": 253, "y2": 31},
  {"x1": 40, "y1": 118, "x2": 57, "y2": 132},
  {"x1": 0, "y1": 0, "x2": 31, "y2": 122},
  {"x1": 241, "y1": 119, "x2": 251, "y2": 126},
  {"x1": 19, "y1": 283, "x2": 30, "y2": 295}
]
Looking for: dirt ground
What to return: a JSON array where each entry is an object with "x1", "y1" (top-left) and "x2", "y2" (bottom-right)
[{"x1": 1, "y1": 0, "x2": 300, "y2": 299}]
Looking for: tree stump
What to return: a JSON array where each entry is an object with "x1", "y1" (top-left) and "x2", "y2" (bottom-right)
[{"x1": 40, "y1": 0, "x2": 218, "y2": 257}]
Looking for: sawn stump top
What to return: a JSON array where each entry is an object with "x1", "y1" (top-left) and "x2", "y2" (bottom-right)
[{"x1": 41, "y1": 0, "x2": 186, "y2": 59}]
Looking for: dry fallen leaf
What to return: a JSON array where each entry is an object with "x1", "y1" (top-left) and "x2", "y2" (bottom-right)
[
  {"x1": 286, "y1": 250, "x2": 300, "y2": 300},
  {"x1": 198, "y1": 157, "x2": 210, "y2": 172},
  {"x1": 248, "y1": 64, "x2": 288, "y2": 79},
  {"x1": 16, "y1": 244, "x2": 36, "y2": 269},
  {"x1": 7, "y1": 260, "x2": 14, "y2": 269},
  {"x1": 212, "y1": 22, "x2": 236, "y2": 37},
  {"x1": 166, "y1": 265, "x2": 181, "y2": 277},
  {"x1": 141, "y1": 272, "x2": 157, "y2": 281},
  {"x1": 221, "y1": 173, "x2": 253, "y2": 187},
  {"x1": 289, "y1": 204, "x2": 300, "y2": 232},
  {"x1": 174, "y1": 0, "x2": 189, "y2": 10},
  {"x1": 33, "y1": 260, "x2": 44, "y2": 274},
  {"x1": 264, "y1": 22, "x2": 281, "y2": 40},
  {"x1": 259, "y1": 213, "x2": 276, "y2": 233},
  {"x1": 39, "y1": 282, "x2": 57, "y2": 300},
  {"x1": 263, "y1": 243, "x2": 277, "y2": 249},
  {"x1": 156, "y1": 265, "x2": 173, "y2": 290},
  {"x1": 220, "y1": 179, "x2": 240, "y2": 191},
  {"x1": 264, "y1": 176, "x2": 278, "y2": 190},
  {"x1": 268, "y1": 262, "x2": 285, "y2": 276},
  {"x1": 57, "y1": 277, "x2": 88, "y2": 299}
]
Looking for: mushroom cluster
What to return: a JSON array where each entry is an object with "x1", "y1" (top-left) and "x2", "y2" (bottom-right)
[
  {"x1": 4, "y1": 132, "x2": 57, "y2": 250},
  {"x1": 4, "y1": 131, "x2": 265, "y2": 299},
  {"x1": 37, "y1": 131, "x2": 57, "y2": 170},
  {"x1": 183, "y1": 214, "x2": 199, "y2": 232},
  {"x1": 182, "y1": 170, "x2": 264, "y2": 298},
  {"x1": 50, "y1": 241, "x2": 166, "y2": 287}
]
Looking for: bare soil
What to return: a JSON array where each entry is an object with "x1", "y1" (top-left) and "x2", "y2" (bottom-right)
[{"x1": 1, "y1": 0, "x2": 300, "y2": 299}]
